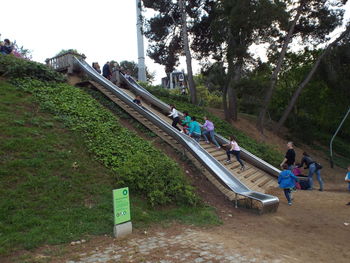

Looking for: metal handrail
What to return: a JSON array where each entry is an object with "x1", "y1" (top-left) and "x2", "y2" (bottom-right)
[{"x1": 74, "y1": 57, "x2": 279, "y2": 212}]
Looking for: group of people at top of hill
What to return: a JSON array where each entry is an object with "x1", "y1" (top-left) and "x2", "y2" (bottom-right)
[
  {"x1": 91, "y1": 61, "x2": 131, "y2": 81},
  {"x1": 278, "y1": 141, "x2": 325, "y2": 206},
  {"x1": 168, "y1": 104, "x2": 245, "y2": 171},
  {"x1": 0, "y1": 38, "x2": 14, "y2": 55},
  {"x1": 92, "y1": 61, "x2": 132, "y2": 89}
]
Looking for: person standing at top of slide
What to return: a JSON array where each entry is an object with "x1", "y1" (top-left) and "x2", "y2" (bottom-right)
[
  {"x1": 280, "y1": 141, "x2": 295, "y2": 170},
  {"x1": 102, "y1": 61, "x2": 111, "y2": 79},
  {"x1": 168, "y1": 104, "x2": 181, "y2": 131}
]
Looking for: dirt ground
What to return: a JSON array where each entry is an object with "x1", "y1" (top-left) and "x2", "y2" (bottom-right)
[
  {"x1": 3, "y1": 102, "x2": 349, "y2": 263},
  {"x1": 6, "y1": 183, "x2": 349, "y2": 263}
]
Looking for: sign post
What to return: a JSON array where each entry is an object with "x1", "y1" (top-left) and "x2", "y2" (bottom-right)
[{"x1": 113, "y1": 187, "x2": 132, "y2": 238}]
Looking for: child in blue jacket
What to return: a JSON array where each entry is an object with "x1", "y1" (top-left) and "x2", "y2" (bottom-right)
[{"x1": 278, "y1": 164, "x2": 298, "y2": 205}]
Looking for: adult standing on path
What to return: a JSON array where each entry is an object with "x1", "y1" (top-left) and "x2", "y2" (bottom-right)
[
  {"x1": 202, "y1": 116, "x2": 220, "y2": 149},
  {"x1": 102, "y1": 61, "x2": 111, "y2": 79},
  {"x1": 280, "y1": 141, "x2": 295, "y2": 170},
  {"x1": 298, "y1": 152, "x2": 324, "y2": 191},
  {"x1": 168, "y1": 104, "x2": 181, "y2": 131}
]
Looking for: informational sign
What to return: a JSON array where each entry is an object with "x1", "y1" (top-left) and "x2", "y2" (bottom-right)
[{"x1": 113, "y1": 187, "x2": 131, "y2": 225}]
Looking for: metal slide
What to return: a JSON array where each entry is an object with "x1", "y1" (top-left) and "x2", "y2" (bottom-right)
[{"x1": 74, "y1": 57, "x2": 279, "y2": 213}]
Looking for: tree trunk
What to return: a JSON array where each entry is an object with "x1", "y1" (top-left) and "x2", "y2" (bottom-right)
[
  {"x1": 222, "y1": 83, "x2": 230, "y2": 121},
  {"x1": 179, "y1": 0, "x2": 197, "y2": 104},
  {"x1": 228, "y1": 62, "x2": 242, "y2": 121},
  {"x1": 276, "y1": 25, "x2": 350, "y2": 130},
  {"x1": 256, "y1": 1, "x2": 304, "y2": 133}
]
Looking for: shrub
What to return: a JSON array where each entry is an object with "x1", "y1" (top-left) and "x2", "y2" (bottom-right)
[{"x1": 0, "y1": 55, "x2": 66, "y2": 82}]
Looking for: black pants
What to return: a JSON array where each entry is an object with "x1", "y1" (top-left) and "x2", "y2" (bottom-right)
[
  {"x1": 172, "y1": 117, "x2": 181, "y2": 131},
  {"x1": 283, "y1": 188, "x2": 291, "y2": 203},
  {"x1": 226, "y1": 150, "x2": 244, "y2": 167}
]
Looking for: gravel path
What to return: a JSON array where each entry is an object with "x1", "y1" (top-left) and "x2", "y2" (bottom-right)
[{"x1": 66, "y1": 229, "x2": 281, "y2": 263}]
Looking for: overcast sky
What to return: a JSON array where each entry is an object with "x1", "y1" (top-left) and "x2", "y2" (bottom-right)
[{"x1": 1, "y1": 0, "x2": 349, "y2": 84}]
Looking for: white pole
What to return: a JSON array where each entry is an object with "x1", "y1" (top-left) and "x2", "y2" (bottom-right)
[{"x1": 136, "y1": 0, "x2": 147, "y2": 82}]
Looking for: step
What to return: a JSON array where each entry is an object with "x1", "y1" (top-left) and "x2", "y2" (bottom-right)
[
  {"x1": 257, "y1": 177, "x2": 272, "y2": 188},
  {"x1": 206, "y1": 147, "x2": 220, "y2": 153},
  {"x1": 243, "y1": 169, "x2": 259, "y2": 179},
  {"x1": 216, "y1": 154, "x2": 229, "y2": 162},
  {"x1": 253, "y1": 174, "x2": 271, "y2": 187},
  {"x1": 211, "y1": 150, "x2": 226, "y2": 158},
  {"x1": 249, "y1": 172, "x2": 264, "y2": 183},
  {"x1": 263, "y1": 179, "x2": 278, "y2": 189}
]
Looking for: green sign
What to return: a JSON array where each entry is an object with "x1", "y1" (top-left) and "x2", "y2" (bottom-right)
[{"x1": 113, "y1": 187, "x2": 131, "y2": 225}]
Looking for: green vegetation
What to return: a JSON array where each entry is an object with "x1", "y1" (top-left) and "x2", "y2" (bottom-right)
[
  {"x1": 0, "y1": 56, "x2": 221, "y2": 255},
  {"x1": 142, "y1": 84, "x2": 282, "y2": 167},
  {"x1": 11, "y1": 78, "x2": 198, "y2": 206},
  {"x1": 0, "y1": 55, "x2": 65, "y2": 82}
]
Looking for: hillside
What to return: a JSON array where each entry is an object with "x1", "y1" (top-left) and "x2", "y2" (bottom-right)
[{"x1": 0, "y1": 73, "x2": 219, "y2": 257}]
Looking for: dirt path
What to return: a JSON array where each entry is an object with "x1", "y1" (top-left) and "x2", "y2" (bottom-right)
[{"x1": 11, "y1": 186, "x2": 349, "y2": 263}]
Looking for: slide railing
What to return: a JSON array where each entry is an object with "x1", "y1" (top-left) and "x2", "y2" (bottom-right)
[
  {"x1": 120, "y1": 74, "x2": 281, "y2": 177},
  {"x1": 73, "y1": 57, "x2": 279, "y2": 213}
]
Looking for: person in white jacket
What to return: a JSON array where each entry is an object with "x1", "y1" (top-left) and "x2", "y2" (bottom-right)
[{"x1": 168, "y1": 104, "x2": 181, "y2": 131}]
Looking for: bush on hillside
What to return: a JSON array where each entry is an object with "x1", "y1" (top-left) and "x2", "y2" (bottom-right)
[
  {"x1": 11, "y1": 78, "x2": 199, "y2": 206},
  {"x1": 0, "y1": 55, "x2": 66, "y2": 82}
]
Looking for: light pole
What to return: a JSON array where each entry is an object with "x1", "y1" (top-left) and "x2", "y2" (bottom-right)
[{"x1": 136, "y1": 0, "x2": 147, "y2": 82}]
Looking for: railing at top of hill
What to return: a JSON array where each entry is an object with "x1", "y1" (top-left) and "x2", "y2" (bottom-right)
[{"x1": 45, "y1": 52, "x2": 86, "y2": 73}]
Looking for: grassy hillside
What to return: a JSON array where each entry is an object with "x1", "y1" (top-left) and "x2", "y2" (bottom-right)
[{"x1": 0, "y1": 56, "x2": 220, "y2": 255}]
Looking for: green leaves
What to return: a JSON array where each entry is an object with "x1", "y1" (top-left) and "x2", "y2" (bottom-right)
[
  {"x1": 0, "y1": 55, "x2": 66, "y2": 82},
  {"x1": 11, "y1": 78, "x2": 199, "y2": 207}
]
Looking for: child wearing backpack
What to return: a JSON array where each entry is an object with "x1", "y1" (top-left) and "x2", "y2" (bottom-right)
[{"x1": 278, "y1": 164, "x2": 298, "y2": 206}]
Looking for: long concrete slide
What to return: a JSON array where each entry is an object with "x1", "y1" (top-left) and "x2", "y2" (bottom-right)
[{"x1": 74, "y1": 57, "x2": 280, "y2": 213}]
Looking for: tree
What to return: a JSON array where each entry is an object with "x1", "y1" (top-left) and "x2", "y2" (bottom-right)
[
  {"x1": 119, "y1": 60, "x2": 155, "y2": 82},
  {"x1": 276, "y1": 24, "x2": 350, "y2": 129},
  {"x1": 142, "y1": 0, "x2": 199, "y2": 103},
  {"x1": 202, "y1": 0, "x2": 288, "y2": 121},
  {"x1": 257, "y1": 0, "x2": 347, "y2": 133}
]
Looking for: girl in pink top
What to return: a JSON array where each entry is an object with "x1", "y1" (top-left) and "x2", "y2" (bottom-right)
[{"x1": 223, "y1": 136, "x2": 245, "y2": 170}]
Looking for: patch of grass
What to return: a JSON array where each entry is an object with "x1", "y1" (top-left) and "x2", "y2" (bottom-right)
[
  {"x1": 131, "y1": 197, "x2": 221, "y2": 228},
  {"x1": 0, "y1": 80, "x2": 220, "y2": 255}
]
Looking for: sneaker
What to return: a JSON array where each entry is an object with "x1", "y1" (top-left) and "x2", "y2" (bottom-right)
[
  {"x1": 318, "y1": 189, "x2": 323, "y2": 192},
  {"x1": 346, "y1": 202, "x2": 350, "y2": 206},
  {"x1": 240, "y1": 166, "x2": 245, "y2": 171},
  {"x1": 288, "y1": 202, "x2": 292, "y2": 206},
  {"x1": 216, "y1": 146, "x2": 221, "y2": 149},
  {"x1": 225, "y1": 160, "x2": 232, "y2": 164},
  {"x1": 206, "y1": 141, "x2": 210, "y2": 144}
]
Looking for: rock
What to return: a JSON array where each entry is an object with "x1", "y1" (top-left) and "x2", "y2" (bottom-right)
[
  {"x1": 76, "y1": 241, "x2": 81, "y2": 245},
  {"x1": 70, "y1": 241, "x2": 76, "y2": 246},
  {"x1": 81, "y1": 239, "x2": 86, "y2": 243}
]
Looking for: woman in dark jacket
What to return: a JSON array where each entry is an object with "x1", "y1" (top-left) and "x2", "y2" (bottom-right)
[{"x1": 298, "y1": 152, "x2": 324, "y2": 191}]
